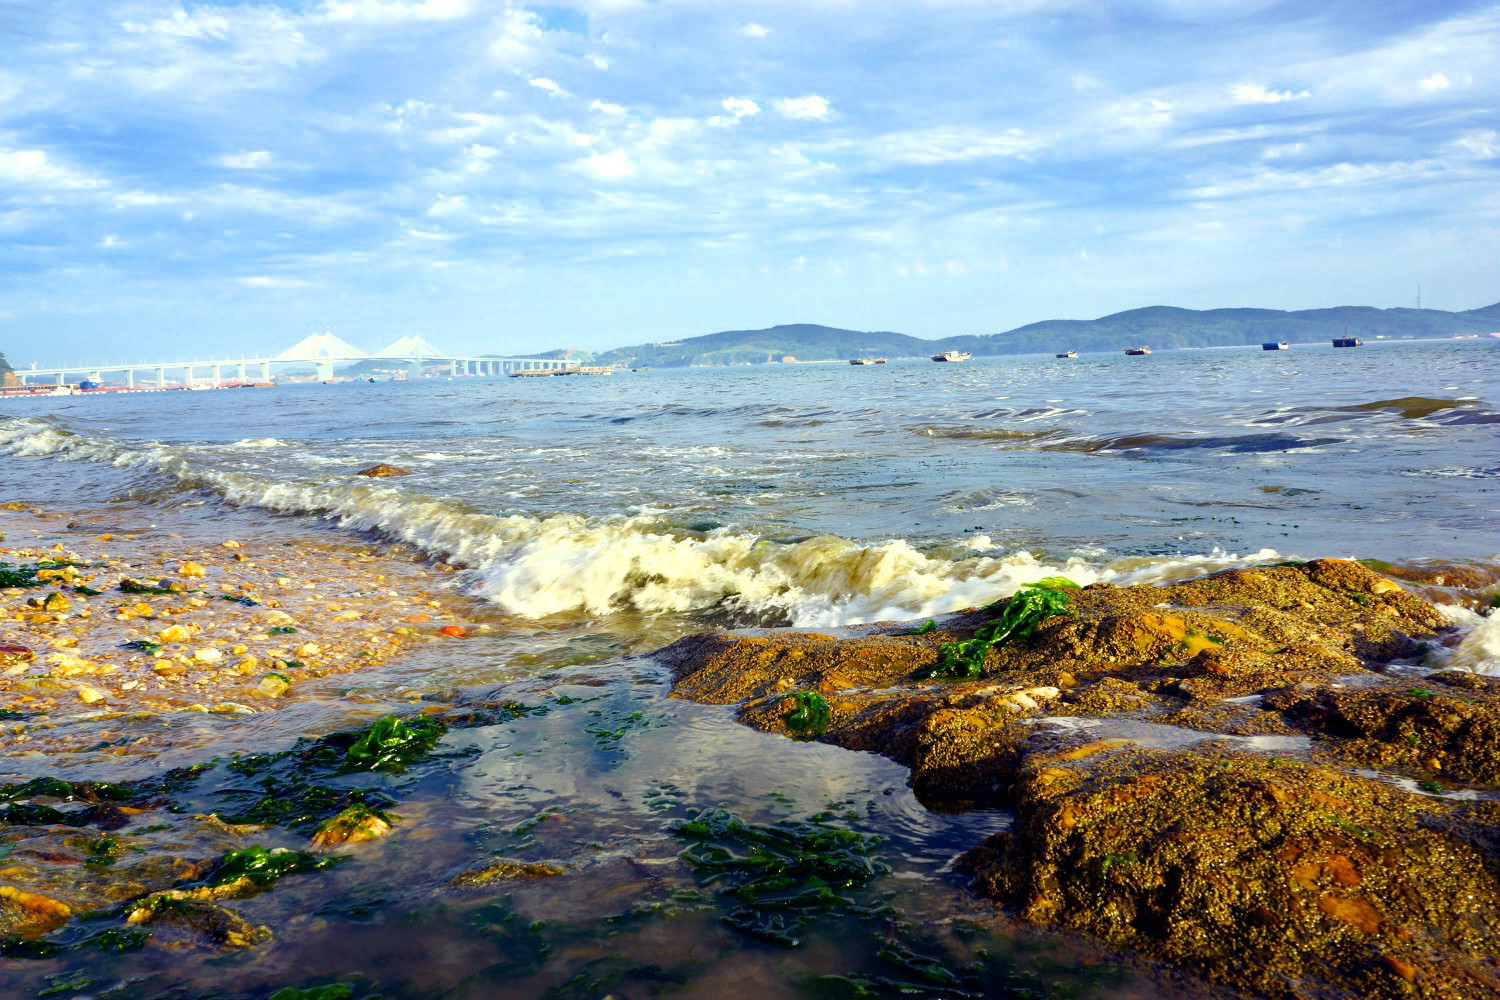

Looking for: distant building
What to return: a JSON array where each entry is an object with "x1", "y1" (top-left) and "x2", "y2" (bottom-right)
[{"x1": 782, "y1": 356, "x2": 797, "y2": 364}]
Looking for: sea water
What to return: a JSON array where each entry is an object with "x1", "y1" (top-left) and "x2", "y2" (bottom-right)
[{"x1": 0, "y1": 340, "x2": 1496, "y2": 997}]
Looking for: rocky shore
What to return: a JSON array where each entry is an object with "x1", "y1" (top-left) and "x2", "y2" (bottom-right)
[
  {"x1": 0, "y1": 501, "x2": 526, "y2": 958},
  {"x1": 658, "y1": 558, "x2": 1500, "y2": 999}
]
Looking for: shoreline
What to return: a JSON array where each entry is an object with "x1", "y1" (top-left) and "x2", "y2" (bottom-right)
[
  {"x1": 0, "y1": 501, "x2": 476, "y2": 764},
  {"x1": 2, "y1": 489, "x2": 1498, "y2": 998}
]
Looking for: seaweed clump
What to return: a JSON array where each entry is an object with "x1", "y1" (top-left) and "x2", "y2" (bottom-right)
[
  {"x1": 781, "y1": 691, "x2": 831, "y2": 734},
  {"x1": 916, "y1": 578, "x2": 1077, "y2": 679},
  {"x1": 674, "y1": 807, "x2": 889, "y2": 946}
]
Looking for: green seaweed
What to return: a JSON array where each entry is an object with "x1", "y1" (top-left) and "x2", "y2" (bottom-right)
[
  {"x1": 84, "y1": 834, "x2": 125, "y2": 868},
  {"x1": 268, "y1": 624, "x2": 299, "y2": 634},
  {"x1": 119, "y1": 639, "x2": 161, "y2": 655},
  {"x1": 343, "y1": 715, "x2": 447, "y2": 772},
  {"x1": 916, "y1": 580, "x2": 1078, "y2": 680},
  {"x1": 210, "y1": 845, "x2": 339, "y2": 887},
  {"x1": 219, "y1": 594, "x2": 261, "y2": 607},
  {"x1": 72, "y1": 584, "x2": 104, "y2": 596},
  {"x1": 674, "y1": 807, "x2": 888, "y2": 947},
  {"x1": 0, "y1": 922, "x2": 149, "y2": 959},
  {"x1": 782, "y1": 691, "x2": 831, "y2": 735},
  {"x1": 0, "y1": 564, "x2": 42, "y2": 588},
  {"x1": 269, "y1": 986, "x2": 356, "y2": 1000}
]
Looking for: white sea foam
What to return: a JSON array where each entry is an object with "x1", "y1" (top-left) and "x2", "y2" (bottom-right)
[
  {"x1": 0, "y1": 416, "x2": 1301, "y2": 626},
  {"x1": 1432, "y1": 605, "x2": 1500, "y2": 675}
]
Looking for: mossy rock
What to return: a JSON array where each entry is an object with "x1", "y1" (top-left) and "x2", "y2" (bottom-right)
[{"x1": 959, "y1": 748, "x2": 1500, "y2": 999}]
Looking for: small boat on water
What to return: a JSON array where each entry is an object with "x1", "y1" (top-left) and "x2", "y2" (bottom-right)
[
  {"x1": 931, "y1": 351, "x2": 971, "y2": 362},
  {"x1": 1056, "y1": 350, "x2": 1076, "y2": 358},
  {"x1": 1262, "y1": 342, "x2": 1289, "y2": 351},
  {"x1": 1124, "y1": 347, "x2": 1151, "y2": 356},
  {"x1": 1333, "y1": 337, "x2": 1363, "y2": 348},
  {"x1": 873, "y1": 358, "x2": 886, "y2": 364},
  {"x1": 849, "y1": 358, "x2": 874, "y2": 365}
]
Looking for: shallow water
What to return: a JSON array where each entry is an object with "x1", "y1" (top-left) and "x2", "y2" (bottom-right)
[{"x1": 1, "y1": 340, "x2": 1497, "y2": 996}]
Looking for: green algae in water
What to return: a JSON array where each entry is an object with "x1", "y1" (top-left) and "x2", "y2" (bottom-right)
[
  {"x1": 674, "y1": 807, "x2": 889, "y2": 947},
  {"x1": 211, "y1": 845, "x2": 341, "y2": 887},
  {"x1": 783, "y1": 691, "x2": 831, "y2": 734},
  {"x1": 269, "y1": 986, "x2": 356, "y2": 1000},
  {"x1": 343, "y1": 715, "x2": 448, "y2": 772},
  {"x1": 918, "y1": 580, "x2": 1078, "y2": 680}
]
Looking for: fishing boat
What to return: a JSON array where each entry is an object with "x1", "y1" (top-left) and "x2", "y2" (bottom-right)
[
  {"x1": 1333, "y1": 337, "x2": 1363, "y2": 348},
  {"x1": 849, "y1": 358, "x2": 874, "y2": 365},
  {"x1": 1262, "y1": 342, "x2": 1289, "y2": 351},
  {"x1": 1124, "y1": 347, "x2": 1151, "y2": 356},
  {"x1": 873, "y1": 358, "x2": 886, "y2": 364},
  {"x1": 931, "y1": 351, "x2": 971, "y2": 362},
  {"x1": 1055, "y1": 350, "x2": 1076, "y2": 358}
]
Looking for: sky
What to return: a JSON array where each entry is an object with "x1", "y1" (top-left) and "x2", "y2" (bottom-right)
[{"x1": 1, "y1": 0, "x2": 1497, "y2": 365}]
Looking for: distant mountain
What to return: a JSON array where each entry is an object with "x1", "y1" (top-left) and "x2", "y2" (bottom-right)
[{"x1": 585, "y1": 304, "x2": 1500, "y2": 367}]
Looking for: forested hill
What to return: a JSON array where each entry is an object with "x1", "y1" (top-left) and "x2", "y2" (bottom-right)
[{"x1": 587, "y1": 303, "x2": 1500, "y2": 367}]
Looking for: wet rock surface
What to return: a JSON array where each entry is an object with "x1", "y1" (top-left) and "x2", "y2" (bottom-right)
[{"x1": 659, "y1": 558, "x2": 1500, "y2": 1000}]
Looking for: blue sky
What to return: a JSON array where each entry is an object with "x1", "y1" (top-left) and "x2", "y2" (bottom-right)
[{"x1": 1, "y1": 0, "x2": 1497, "y2": 364}]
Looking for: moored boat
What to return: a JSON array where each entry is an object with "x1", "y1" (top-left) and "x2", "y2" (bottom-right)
[
  {"x1": 931, "y1": 351, "x2": 971, "y2": 362},
  {"x1": 1056, "y1": 350, "x2": 1076, "y2": 358},
  {"x1": 1124, "y1": 347, "x2": 1151, "y2": 356},
  {"x1": 1333, "y1": 337, "x2": 1363, "y2": 348},
  {"x1": 1262, "y1": 342, "x2": 1289, "y2": 351},
  {"x1": 849, "y1": 358, "x2": 874, "y2": 365}
]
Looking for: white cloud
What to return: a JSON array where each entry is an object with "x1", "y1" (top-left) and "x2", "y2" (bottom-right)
[
  {"x1": 1232, "y1": 83, "x2": 1311, "y2": 104},
  {"x1": 773, "y1": 96, "x2": 831, "y2": 120},
  {"x1": 215, "y1": 150, "x2": 273, "y2": 169},
  {"x1": 580, "y1": 150, "x2": 636, "y2": 179},
  {"x1": 591, "y1": 100, "x2": 626, "y2": 114},
  {"x1": 488, "y1": 9, "x2": 544, "y2": 63},
  {"x1": 238, "y1": 275, "x2": 311, "y2": 288},
  {"x1": 1418, "y1": 72, "x2": 1450, "y2": 92},
  {"x1": 740, "y1": 22, "x2": 770, "y2": 39},
  {"x1": 529, "y1": 77, "x2": 568, "y2": 97},
  {"x1": 318, "y1": 0, "x2": 471, "y2": 23},
  {"x1": 708, "y1": 97, "x2": 760, "y2": 127},
  {"x1": 0, "y1": 147, "x2": 103, "y2": 189},
  {"x1": 427, "y1": 194, "x2": 469, "y2": 217},
  {"x1": 871, "y1": 126, "x2": 1045, "y2": 164}
]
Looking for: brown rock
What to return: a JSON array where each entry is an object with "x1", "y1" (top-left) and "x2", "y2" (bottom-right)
[{"x1": 355, "y1": 464, "x2": 411, "y2": 478}]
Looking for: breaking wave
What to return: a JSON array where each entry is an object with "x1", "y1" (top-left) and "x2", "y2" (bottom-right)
[{"x1": 0, "y1": 415, "x2": 1290, "y2": 626}]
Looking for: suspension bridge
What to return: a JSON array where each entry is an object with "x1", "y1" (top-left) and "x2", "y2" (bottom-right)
[{"x1": 12, "y1": 333, "x2": 580, "y2": 388}]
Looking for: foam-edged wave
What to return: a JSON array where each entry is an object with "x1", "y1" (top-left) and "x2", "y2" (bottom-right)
[{"x1": 0, "y1": 415, "x2": 1291, "y2": 627}]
